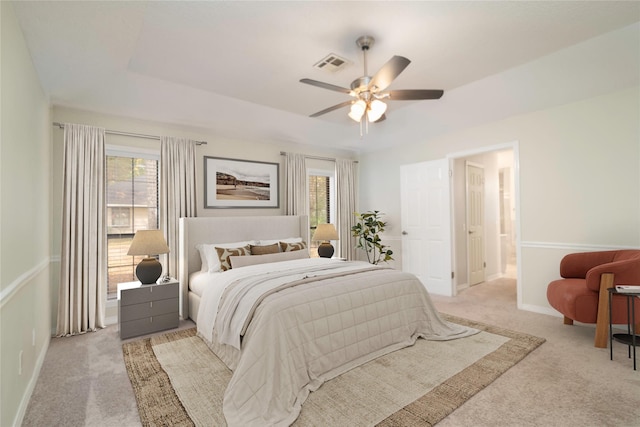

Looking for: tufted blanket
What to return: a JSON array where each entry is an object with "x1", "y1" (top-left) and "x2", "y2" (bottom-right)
[{"x1": 196, "y1": 258, "x2": 478, "y2": 426}]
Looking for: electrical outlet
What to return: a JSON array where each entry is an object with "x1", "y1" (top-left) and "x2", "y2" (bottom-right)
[{"x1": 18, "y1": 350, "x2": 23, "y2": 375}]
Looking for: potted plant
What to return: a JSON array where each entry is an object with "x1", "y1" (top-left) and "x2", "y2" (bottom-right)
[{"x1": 351, "y1": 211, "x2": 394, "y2": 264}]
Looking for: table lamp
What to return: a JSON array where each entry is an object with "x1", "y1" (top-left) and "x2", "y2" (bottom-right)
[
  {"x1": 312, "y1": 223, "x2": 339, "y2": 258},
  {"x1": 127, "y1": 230, "x2": 170, "y2": 284}
]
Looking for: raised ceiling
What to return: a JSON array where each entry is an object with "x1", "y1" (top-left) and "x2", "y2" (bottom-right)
[{"x1": 12, "y1": 1, "x2": 640, "y2": 152}]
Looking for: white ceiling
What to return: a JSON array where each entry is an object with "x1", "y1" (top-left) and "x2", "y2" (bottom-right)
[{"x1": 12, "y1": 1, "x2": 640, "y2": 153}]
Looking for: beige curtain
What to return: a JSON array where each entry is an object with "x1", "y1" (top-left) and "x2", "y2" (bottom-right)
[
  {"x1": 336, "y1": 158, "x2": 358, "y2": 260},
  {"x1": 284, "y1": 152, "x2": 308, "y2": 216},
  {"x1": 160, "y1": 136, "x2": 197, "y2": 279},
  {"x1": 56, "y1": 123, "x2": 106, "y2": 336}
]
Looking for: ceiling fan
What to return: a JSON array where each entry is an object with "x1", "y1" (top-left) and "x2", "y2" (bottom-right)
[{"x1": 300, "y1": 35, "x2": 444, "y2": 130}]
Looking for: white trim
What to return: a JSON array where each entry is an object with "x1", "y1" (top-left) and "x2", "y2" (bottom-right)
[
  {"x1": 520, "y1": 241, "x2": 639, "y2": 251},
  {"x1": 13, "y1": 334, "x2": 50, "y2": 427},
  {"x1": 0, "y1": 257, "x2": 50, "y2": 307},
  {"x1": 445, "y1": 141, "x2": 518, "y2": 161},
  {"x1": 520, "y1": 303, "x2": 561, "y2": 317}
]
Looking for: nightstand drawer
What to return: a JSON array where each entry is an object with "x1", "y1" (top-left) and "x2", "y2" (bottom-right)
[
  {"x1": 119, "y1": 298, "x2": 178, "y2": 322},
  {"x1": 120, "y1": 282, "x2": 178, "y2": 306},
  {"x1": 119, "y1": 312, "x2": 179, "y2": 340}
]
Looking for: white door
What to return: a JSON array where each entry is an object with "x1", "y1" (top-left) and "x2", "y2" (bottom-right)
[
  {"x1": 466, "y1": 162, "x2": 485, "y2": 285},
  {"x1": 400, "y1": 159, "x2": 453, "y2": 296}
]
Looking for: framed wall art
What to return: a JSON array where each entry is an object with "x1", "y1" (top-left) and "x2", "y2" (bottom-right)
[{"x1": 204, "y1": 156, "x2": 279, "y2": 209}]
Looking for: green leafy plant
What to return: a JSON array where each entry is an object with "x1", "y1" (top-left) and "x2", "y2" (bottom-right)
[{"x1": 351, "y1": 210, "x2": 394, "y2": 264}]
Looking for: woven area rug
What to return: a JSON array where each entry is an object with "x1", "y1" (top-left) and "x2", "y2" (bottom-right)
[{"x1": 122, "y1": 314, "x2": 544, "y2": 427}]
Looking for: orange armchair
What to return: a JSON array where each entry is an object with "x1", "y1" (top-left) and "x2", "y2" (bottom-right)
[{"x1": 547, "y1": 250, "x2": 640, "y2": 348}]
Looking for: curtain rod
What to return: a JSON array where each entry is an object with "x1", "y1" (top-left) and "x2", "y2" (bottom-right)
[
  {"x1": 280, "y1": 151, "x2": 358, "y2": 163},
  {"x1": 52, "y1": 122, "x2": 207, "y2": 145}
]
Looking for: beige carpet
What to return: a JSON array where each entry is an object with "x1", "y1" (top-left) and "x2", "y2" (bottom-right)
[{"x1": 122, "y1": 314, "x2": 544, "y2": 427}]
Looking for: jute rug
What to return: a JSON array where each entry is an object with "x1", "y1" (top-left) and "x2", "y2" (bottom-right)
[{"x1": 122, "y1": 314, "x2": 544, "y2": 426}]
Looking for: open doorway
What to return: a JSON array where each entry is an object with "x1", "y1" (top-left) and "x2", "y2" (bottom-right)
[{"x1": 451, "y1": 146, "x2": 518, "y2": 294}]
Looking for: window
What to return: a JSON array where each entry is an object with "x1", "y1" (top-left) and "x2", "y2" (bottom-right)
[
  {"x1": 106, "y1": 149, "x2": 159, "y2": 300},
  {"x1": 308, "y1": 169, "x2": 335, "y2": 257}
]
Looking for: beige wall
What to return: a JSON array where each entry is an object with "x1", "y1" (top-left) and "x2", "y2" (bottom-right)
[
  {"x1": 358, "y1": 86, "x2": 640, "y2": 313},
  {"x1": 1, "y1": 2, "x2": 52, "y2": 425}
]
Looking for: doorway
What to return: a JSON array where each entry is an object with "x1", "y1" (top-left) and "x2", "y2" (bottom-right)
[{"x1": 451, "y1": 146, "x2": 517, "y2": 293}]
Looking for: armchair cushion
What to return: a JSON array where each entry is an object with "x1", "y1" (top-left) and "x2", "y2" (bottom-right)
[{"x1": 547, "y1": 278, "x2": 598, "y2": 323}]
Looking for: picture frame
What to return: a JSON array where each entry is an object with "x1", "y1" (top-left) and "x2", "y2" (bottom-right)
[{"x1": 204, "y1": 156, "x2": 279, "y2": 209}]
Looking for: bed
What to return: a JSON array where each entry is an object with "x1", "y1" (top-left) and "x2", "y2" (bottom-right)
[{"x1": 178, "y1": 215, "x2": 477, "y2": 427}]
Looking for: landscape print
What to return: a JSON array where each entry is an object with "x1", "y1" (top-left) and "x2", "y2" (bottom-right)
[{"x1": 205, "y1": 156, "x2": 279, "y2": 208}]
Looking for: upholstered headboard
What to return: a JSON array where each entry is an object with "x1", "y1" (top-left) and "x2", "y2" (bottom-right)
[{"x1": 178, "y1": 215, "x2": 308, "y2": 318}]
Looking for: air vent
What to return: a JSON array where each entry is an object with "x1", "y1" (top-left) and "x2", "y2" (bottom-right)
[{"x1": 313, "y1": 53, "x2": 350, "y2": 72}]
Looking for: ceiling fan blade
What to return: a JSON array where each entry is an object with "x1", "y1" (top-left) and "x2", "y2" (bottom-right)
[
  {"x1": 309, "y1": 100, "x2": 353, "y2": 117},
  {"x1": 387, "y1": 89, "x2": 444, "y2": 100},
  {"x1": 300, "y1": 78, "x2": 351, "y2": 94},
  {"x1": 369, "y1": 56, "x2": 411, "y2": 92}
]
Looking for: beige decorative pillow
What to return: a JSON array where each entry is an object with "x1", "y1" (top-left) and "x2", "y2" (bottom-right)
[
  {"x1": 279, "y1": 241, "x2": 307, "y2": 252},
  {"x1": 250, "y1": 243, "x2": 281, "y2": 255},
  {"x1": 215, "y1": 245, "x2": 251, "y2": 271}
]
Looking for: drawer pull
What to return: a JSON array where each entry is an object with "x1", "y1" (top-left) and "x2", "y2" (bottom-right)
[
  {"x1": 150, "y1": 316, "x2": 153, "y2": 323},
  {"x1": 150, "y1": 301, "x2": 153, "y2": 308}
]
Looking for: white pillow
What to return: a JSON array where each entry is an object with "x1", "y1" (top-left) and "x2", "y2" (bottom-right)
[
  {"x1": 196, "y1": 241, "x2": 254, "y2": 273},
  {"x1": 230, "y1": 249, "x2": 309, "y2": 269}
]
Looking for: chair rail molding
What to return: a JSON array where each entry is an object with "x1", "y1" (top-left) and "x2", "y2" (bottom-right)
[
  {"x1": 520, "y1": 241, "x2": 639, "y2": 251},
  {"x1": 0, "y1": 257, "x2": 50, "y2": 307}
]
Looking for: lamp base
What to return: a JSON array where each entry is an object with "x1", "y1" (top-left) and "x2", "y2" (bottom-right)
[
  {"x1": 136, "y1": 257, "x2": 162, "y2": 285},
  {"x1": 317, "y1": 242, "x2": 335, "y2": 258}
]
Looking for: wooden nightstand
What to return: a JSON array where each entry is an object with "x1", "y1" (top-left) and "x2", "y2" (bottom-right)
[{"x1": 117, "y1": 279, "x2": 179, "y2": 339}]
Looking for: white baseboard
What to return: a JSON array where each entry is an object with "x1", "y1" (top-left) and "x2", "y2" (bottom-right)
[
  {"x1": 519, "y1": 303, "x2": 559, "y2": 317},
  {"x1": 14, "y1": 334, "x2": 50, "y2": 427}
]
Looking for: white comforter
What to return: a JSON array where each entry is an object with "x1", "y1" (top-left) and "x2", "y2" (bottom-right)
[{"x1": 196, "y1": 258, "x2": 477, "y2": 427}]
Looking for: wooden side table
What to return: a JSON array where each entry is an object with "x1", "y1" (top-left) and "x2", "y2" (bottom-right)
[
  {"x1": 118, "y1": 279, "x2": 179, "y2": 339},
  {"x1": 608, "y1": 287, "x2": 638, "y2": 370}
]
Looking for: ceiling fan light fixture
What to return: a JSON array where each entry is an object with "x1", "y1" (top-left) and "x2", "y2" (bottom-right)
[
  {"x1": 367, "y1": 99, "x2": 387, "y2": 122},
  {"x1": 348, "y1": 99, "x2": 366, "y2": 122}
]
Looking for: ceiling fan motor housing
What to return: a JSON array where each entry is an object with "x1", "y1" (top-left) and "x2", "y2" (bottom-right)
[{"x1": 351, "y1": 76, "x2": 372, "y2": 93}]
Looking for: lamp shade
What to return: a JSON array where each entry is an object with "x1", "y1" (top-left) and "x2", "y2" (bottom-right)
[
  {"x1": 127, "y1": 230, "x2": 169, "y2": 256},
  {"x1": 367, "y1": 99, "x2": 387, "y2": 122},
  {"x1": 312, "y1": 223, "x2": 339, "y2": 241},
  {"x1": 348, "y1": 100, "x2": 366, "y2": 122},
  {"x1": 127, "y1": 230, "x2": 169, "y2": 285}
]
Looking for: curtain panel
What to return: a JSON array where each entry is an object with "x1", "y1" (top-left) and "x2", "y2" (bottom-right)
[
  {"x1": 336, "y1": 159, "x2": 358, "y2": 260},
  {"x1": 284, "y1": 152, "x2": 308, "y2": 217},
  {"x1": 160, "y1": 137, "x2": 197, "y2": 279},
  {"x1": 57, "y1": 123, "x2": 106, "y2": 336}
]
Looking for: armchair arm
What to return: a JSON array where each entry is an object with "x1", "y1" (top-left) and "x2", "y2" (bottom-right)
[
  {"x1": 585, "y1": 257, "x2": 640, "y2": 292},
  {"x1": 560, "y1": 251, "x2": 618, "y2": 278}
]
